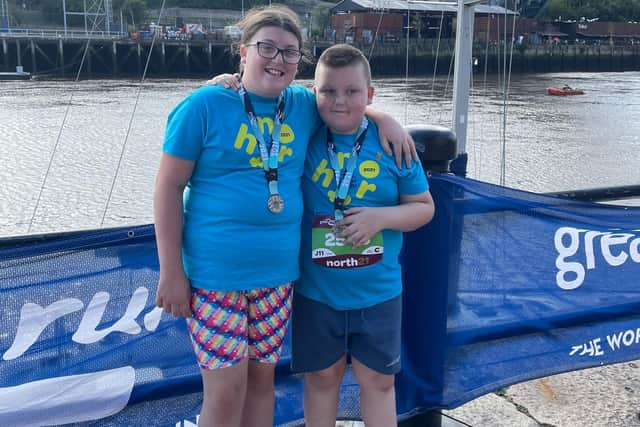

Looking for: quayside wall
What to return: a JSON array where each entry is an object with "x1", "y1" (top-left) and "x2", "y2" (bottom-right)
[{"x1": 1, "y1": 36, "x2": 639, "y2": 78}]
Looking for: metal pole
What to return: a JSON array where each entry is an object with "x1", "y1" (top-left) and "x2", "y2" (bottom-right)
[
  {"x1": 241, "y1": 0, "x2": 244, "y2": 16},
  {"x1": 62, "y1": 0, "x2": 67, "y2": 36},
  {"x1": 83, "y1": 0, "x2": 88, "y2": 34},
  {"x1": 452, "y1": 0, "x2": 482, "y2": 155},
  {"x1": 3, "y1": 0, "x2": 10, "y2": 32},
  {"x1": 104, "y1": 0, "x2": 111, "y2": 33}
]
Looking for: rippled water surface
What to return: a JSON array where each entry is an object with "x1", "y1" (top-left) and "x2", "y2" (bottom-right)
[{"x1": 1, "y1": 72, "x2": 639, "y2": 236}]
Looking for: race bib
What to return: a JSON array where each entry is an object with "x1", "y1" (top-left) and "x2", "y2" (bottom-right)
[{"x1": 311, "y1": 214, "x2": 383, "y2": 269}]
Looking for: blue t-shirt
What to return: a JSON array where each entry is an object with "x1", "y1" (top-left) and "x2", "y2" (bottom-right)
[
  {"x1": 163, "y1": 85, "x2": 321, "y2": 291},
  {"x1": 297, "y1": 121, "x2": 429, "y2": 310}
]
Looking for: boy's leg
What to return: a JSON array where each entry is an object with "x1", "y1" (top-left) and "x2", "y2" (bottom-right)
[
  {"x1": 349, "y1": 295, "x2": 403, "y2": 427},
  {"x1": 186, "y1": 288, "x2": 251, "y2": 427},
  {"x1": 290, "y1": 292, "x2": 350, "y2": 426},
  {"x1": 242, "y1": 283, "x2": 293, "y2": 427},
  {"x1": 351, "y1": 357, "x2": 396, "y2": 427},
  {"x1": 304, "y1": 355, "x2": 347, "y2": 427}
]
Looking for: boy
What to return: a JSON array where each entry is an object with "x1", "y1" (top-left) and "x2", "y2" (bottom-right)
[{"x1": 291, "y1": 44, "x2": 435, "y2": 427}]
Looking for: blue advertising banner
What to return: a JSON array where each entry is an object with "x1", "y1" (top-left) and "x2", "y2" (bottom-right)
[
  {"x1": 0, "y1": 174, "x2": 638, "y2": 425},
  {"x1": 397, "y1": 174, "x2": 640, "y2": 413}
]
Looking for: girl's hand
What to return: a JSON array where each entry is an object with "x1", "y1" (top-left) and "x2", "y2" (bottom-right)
[
  {"x1": 207, "y1": 73, "x2": 241, "y2": 90},
  {"x1": 155, "y1": 271, "x2": 192, "y2": 318},
  {"x1": 365, "y1": 108, "x2": 419, "y2": 169},
  {"x1": 337, "y1": 207, "x2": 382, "y2": 248},
  {"x1": 378, "y1": 120, "x2": 419, "y2": 169}
]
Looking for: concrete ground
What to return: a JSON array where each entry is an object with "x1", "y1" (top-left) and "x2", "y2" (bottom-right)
[
  {"x1": 337, "y1": 361, "x2": 640, "y2": 427},
  {"x1": 444, "y1": 361, "x2": 640, "y2": 427}
]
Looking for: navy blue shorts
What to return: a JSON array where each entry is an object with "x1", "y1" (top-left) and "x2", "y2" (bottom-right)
[{"x1": 291, "y1": 292, "x2": 402, "y2": 375}]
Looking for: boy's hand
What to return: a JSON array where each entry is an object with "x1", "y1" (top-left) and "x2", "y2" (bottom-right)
[
  {"x1": 207, "y1": 73, "x2": 241, "y2": 90},
  {"x1": 337, "y1": 207, "x2": 382, "y2": 248},
  {"x1": 155, "y1": 271, "x2": 192, "y2": 318}
]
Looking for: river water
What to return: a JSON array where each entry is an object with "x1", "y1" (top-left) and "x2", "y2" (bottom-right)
[{"x1": 1, "y1": 71, "x2": 639, "y2": 237}]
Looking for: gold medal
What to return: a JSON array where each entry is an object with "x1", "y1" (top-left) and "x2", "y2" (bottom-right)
[{"x1": 268, "y1": 194, "x2": 284, "y2": 214}]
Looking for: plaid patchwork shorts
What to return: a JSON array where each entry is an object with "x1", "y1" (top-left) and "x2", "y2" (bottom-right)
[{"x1": 186, "y1": 283, "x2": 293, "y2": 370}]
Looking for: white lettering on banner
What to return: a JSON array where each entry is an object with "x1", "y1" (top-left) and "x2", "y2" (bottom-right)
[
  {"x1": 3, "y1": 286, "x2": 164, "y2": 361},
  {"x1": 176, "y1": 416, "x2": 199, "y2": 427},
  {"x1": 606, "y1": 328, "x2": 640, "y2": 350},
  {"x1": 569, "y1": 338, "x2": 604, "y2": 357},
  {"x1": 569, "y1": 328, "x2": 640, "y2": 357},
  {"x1": 554, "y1": 227, "x2": 640, "y2": 290}
]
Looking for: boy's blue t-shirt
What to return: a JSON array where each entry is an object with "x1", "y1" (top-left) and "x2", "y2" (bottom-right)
[
  {"x1": 297, "y1": 121, "x2": 429, "y2": 310},
  {"x1": 163, "y1": 85, "x2": 321, "y2": 291}
]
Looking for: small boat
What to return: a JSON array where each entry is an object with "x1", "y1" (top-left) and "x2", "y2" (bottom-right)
[{"x1": 547, "y1": 86, "x2": 585, "y2": 96}]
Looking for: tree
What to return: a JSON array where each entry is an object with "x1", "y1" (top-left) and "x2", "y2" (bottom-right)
[
  {"x1": 310, "y1": 3, "x2": 331, "y2": 39},
  {"x1": 539, "y1": 0, "x2": 640, "y2": 21},
  {"x1": 113, "y1": 0, "x2": 147, "y2": 28}
]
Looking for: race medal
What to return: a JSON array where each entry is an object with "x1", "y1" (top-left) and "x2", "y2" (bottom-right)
[
  {"x1": 238, "y1": 85, "x2": 286, "y2": 216},
  {"x1": 332, "y1": 223, "x2": 346, "y2": 237},
  {"x1": 268, "y1": 194, "x2": 284, "y2": 214},
  {"x1": 311, "y1": 214, "x2": 383, "y2": 269}
]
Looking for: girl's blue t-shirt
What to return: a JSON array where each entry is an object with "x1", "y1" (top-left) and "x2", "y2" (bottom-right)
[
  {"x1": 297, "y1": 122, "x2": 429, "y2": 310},
  {"x1": 163, "y1": 85, "x2": 321, "y2": 291}
]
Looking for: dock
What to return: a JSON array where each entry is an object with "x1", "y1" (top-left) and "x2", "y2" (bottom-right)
[{"x1": 0, "y1": 70, "x2": 31, "y2": 80}]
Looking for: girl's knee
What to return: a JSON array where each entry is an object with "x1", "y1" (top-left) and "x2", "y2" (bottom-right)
[{"x1": 247, "y1": 360, "x2": 276, "y2": 393}]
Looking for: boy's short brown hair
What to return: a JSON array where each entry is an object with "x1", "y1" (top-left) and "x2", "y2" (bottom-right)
[{"x1": 317, "y1": 44, "x2": 372, "y2": 85}]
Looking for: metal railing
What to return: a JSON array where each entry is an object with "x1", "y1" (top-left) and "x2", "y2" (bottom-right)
[{"x1": 0, "y1": 28, "x2": 126, "y2": 40}]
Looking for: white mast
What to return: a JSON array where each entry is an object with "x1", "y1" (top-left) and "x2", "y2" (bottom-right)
[{"x1": 451, "y1": 0, "x2": 484, "y2": 156}]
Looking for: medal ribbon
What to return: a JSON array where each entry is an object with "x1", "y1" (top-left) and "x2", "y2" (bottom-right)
[
  {"x1": 326, "y1": 117, "x2": 369, "y2": 221},
  {"x1": 238, "y1": 84, "x2": 285, "y2": 198}
]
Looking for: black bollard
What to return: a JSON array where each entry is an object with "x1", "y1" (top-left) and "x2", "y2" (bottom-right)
[{"x1": 405, "y1": 125, "x2": 457, "y2": 174}]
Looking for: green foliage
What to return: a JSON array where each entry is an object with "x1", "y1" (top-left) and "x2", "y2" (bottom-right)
[
  {"x1": 532, "y1": 0, "x2": 640, "y2": 21},
  {"x1": 113, "y1": 0, "x2": 148, "y2": 27},
  {"x1": 6, "y1": 0, "x2": 147, "y2": 27},
  {"x1": 501, "y1": 0, "x2": 640, "y2": 21},
  {"x1": 146, "y1": 0, "x2": 277, "y2": 9},
  {"x1": 310, "y1": 3, "x2": 331, "y2": 38}
]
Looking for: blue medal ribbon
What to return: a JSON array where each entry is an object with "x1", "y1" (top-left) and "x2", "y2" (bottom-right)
[
  {"x1": 238, "y1": 84, "x2": 285, "y2": 212},
  {"x1": 326, "y1": 117, "x2": 369, "y2": 221}
]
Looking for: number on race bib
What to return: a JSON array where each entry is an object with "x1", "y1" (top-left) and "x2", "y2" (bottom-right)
[{"x1": 324, "y1": 233, "x2": 345, "y2": 247}]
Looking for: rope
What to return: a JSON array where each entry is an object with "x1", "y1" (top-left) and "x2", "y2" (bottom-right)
[
  {"x1": 367, "y1": 2, "x2": 387, "y2": 60},
  {"x1": 404, "y1": 4, "x2": 411, "y2": 125},
  {"x1": 427, "y1": 10, "x2": 445, "y2": 121},
  {"x1": 475, "y1": 11, "x2": 492, "y2": 180},
  {"x1": 500, "y1": 0, "x2": 520, "y2": 187},
  {"x1": 439, "y1": 45, "x2": 455, "y2": 125},
  {"x1": 100, "y1": 0, "x2": 168, "y2": 227},
  {"x1": 27, "y1": 22, "x2": 100, "y2": 233},
  {"x1": 500, "y1": 5, "x2": 508, "y2": 186}
]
